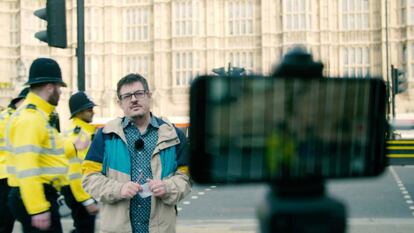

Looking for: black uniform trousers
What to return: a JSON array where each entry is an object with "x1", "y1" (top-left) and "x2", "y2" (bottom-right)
[
  {"x1": 0, "y1": 178, "x2": 14, "y2": 233},
  {"x1": 61, "y1": 186, "x2": 96, "y2": 233},
  {"x1": 8, "y1": 185, "x2": 63, "y2": 233}
]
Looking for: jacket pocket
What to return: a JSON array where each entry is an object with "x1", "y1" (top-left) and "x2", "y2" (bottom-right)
[
  {"x1": 100, "y1": 200, "x2": 132, "y2": 232},
  {"x1": 150, "y1": 199, "x2": 176, "y2": 233}
]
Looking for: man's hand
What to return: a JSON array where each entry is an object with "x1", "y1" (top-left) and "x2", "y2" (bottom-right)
[
  {"x1": 73, "y1": 132, "x2": 90, "y2": 151},
  {"x1": 85, "y1": 203, "x2": 99, "y2": 215},
  {"x1": 32, "y1": 211, "x2": 51, "y2": 230},
  {"x1": 120, "y1": 182, "x2": 142, "y2": 199},
  {"x1": 147, "y1": 179, "x2": 167, "y2": 197}
]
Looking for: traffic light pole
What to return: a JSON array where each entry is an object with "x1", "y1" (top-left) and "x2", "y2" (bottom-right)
[
  {"x1": 391, "y1": 65, "x2": 396, "y2": 119},
  {"x1": 77, "y1": 0, "x2": 85, "y2": 91}
]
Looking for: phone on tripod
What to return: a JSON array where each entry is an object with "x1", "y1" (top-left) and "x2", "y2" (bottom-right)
[{"x1": 189, "y1": 75, "x2": 387, "y2": 184}]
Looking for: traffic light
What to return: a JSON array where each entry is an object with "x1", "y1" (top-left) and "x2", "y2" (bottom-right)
[
  {"x1": 212, "y1": 63, "x2": 246, "y2": 77},
  {"x1": 34, "y1": 0, "x2": 67, "y2": 48},
  {"x1": 230, "y1": 67, "x2": 246, "y2": 76},
  {"x1": 392, "y1": 66, "x2": 407, "y2": 94},
  {"x1": 212, "y1": 67, "x2": 226, "y2": 76}
]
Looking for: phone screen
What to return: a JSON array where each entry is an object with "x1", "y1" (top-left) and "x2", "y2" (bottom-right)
[{"x1": 189, "y1": 76, "x2": 387, "y2": 183}]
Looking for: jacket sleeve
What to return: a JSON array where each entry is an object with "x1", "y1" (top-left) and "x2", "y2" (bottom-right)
[
  {"x1": 68, "y1": 153, "x2": 92, "y2": 203},
  {"x1": 0, "y1": 110, "x2": 11, "y2": 179},
  {"x1": 12, "y1": 115, "x2": 50, "y2": 214},
  {"x1": 161, "y1": 128, "x2": 192, "y2": 205},
  {"x1": 82, "y1": 129, "x2": 125, "y2": 204},
  {"x1": 63, "y1": 130, "x2": 92, "y2": 203}
]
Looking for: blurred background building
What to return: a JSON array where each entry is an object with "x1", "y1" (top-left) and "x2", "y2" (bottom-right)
[{"x1": 0, "y1": 0, "x2": 412, "y2": 127}]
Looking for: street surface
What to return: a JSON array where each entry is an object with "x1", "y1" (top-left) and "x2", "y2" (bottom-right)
[{"x1": 12, "y1": 166, "x2": 414, "y2": 233}]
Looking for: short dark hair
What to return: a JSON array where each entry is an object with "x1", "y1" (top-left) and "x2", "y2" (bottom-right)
[{"x1": 117, "y1": 73, "x2": 149, "y2": 99}]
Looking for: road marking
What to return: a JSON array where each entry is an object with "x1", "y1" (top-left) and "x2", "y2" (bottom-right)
[
  {"x1": 390, "y1": 166, "x2": 414, "y2": 216},
  {"x1": 179, "y1": 186, "x2": 217, "y2": 212}
]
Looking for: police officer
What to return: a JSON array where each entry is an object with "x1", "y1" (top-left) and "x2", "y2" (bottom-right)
[
  {"x1": 61, "y1": 91, "x2": 98, "y2": 233},
  {"x1": 6, "y1": 58, "x2": 89, "y2": 233},
  {"x1": 0, "y1": 87, "x2": 29, "y2": 233}
]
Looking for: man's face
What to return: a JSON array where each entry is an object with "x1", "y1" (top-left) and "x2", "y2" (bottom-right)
[
  {"x1": 118, "y1": 81, "x2": 151, "y2": 119},
  {"x1": 77, "y1": 108, "x2": 94, "y2": 123},
  {"x1": 48, "y1": 84, "x2": 62, "y2": 106}
]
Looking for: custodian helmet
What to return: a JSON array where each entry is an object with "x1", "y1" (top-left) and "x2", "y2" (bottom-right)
[
  {"x1": 69, "y1": 91, "x2": 96, "y2": 118},
  {"x1": 25, "y1": 57, "x2": 67, "y2": 87}
]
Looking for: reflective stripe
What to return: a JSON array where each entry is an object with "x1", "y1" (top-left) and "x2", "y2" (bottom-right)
[
  {"x1": 3, "y1": 145, "x2": 11, "y2": 152},
  {"x1": 12, "y1": 145, "x2": 64, "y2": 156},
  {"x1": 5, "y1": 105, "x2": 59, "y2": 153},
  {"x1": 6, "y1": 166, "x2": 16, "y2": 174},
  {"x1": 68, "y1": 173, "x2": 82, "y2": 180},
  {"x1": 69, "y1": 157, "x2": 82, "y2": 163},
  {"x1": 38, "y1": 109, "x2": 57, "y2": 148},
  {"x1": 46, "y1": 125, "x2": 57, "y2": 148},
  {"x1": 17, "y1": 167, "x2": 68, "y2": 179}
]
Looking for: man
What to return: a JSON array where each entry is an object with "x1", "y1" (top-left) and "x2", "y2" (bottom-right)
[
  {"x1": 6, "y1": 58, "x2": 89, "y2": 233},
  {"x1": 0, "y1": 87, "x2": 29, "y2": 233},
  {"x1": 82, "y1": 73, "x2": 191, "y2": 233},
  {"x1": 62, "y1": 91, "x2": 99, "y2": 233}
]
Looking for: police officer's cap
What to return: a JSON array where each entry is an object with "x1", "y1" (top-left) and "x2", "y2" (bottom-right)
[
  {"x1": 25, "y1": 58, "x2": 67, "y2": 87},
  {"x1": 9, "y1": 87, "x2": 30, "y2": 108},
  {"x1": 69, "y1": 91, "x2": 96, "y2": 118}
]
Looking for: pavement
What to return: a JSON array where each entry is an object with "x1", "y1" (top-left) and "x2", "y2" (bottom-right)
[
  {"x1": 178, "y1": 218, "x2": 414, "y2": 233},
  {"x1": 12, "y1": 218, "x2": 414, "y2": 233},
  {"x1": 347, "y1": 218, "x2": 414, "y2": 233},
  {"x1": 177, "y1": 219, "x2": 258, "y2": 233},
  {"x1": 13, "y1": 219, "x2": 258, "y2": 233}
]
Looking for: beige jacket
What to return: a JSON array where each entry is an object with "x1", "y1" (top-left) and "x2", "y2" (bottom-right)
[{"x1": 82, "y1": 117, "x2": 191, "y2": 233}]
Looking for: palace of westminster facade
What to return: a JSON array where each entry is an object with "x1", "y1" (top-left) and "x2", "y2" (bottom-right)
[{"x1": 0, "y1": 0, "x2": 413, "y2": 127}]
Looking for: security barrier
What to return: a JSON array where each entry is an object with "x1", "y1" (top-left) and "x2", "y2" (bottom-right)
[{"x1": 386, "y1": 140, "x2": 414, "y2": 165}]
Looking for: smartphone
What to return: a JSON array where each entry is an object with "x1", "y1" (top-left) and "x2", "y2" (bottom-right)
[{"x1": 189, "y1": 75, "x2": 387, "y2": 184}]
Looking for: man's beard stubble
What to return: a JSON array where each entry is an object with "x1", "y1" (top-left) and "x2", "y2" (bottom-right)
[{"x1": 48, "y1": 87, "x2": 60, "y2": 106}]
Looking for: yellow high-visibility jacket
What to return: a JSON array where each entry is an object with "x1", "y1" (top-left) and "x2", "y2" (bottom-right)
[
  {"x1": 6, "y1": 92, "x2": 76, "y2": 215},
  {"x1": 63, "y1": 117, "x2": 96, "y2": 203},
  {"x1": 0, "y1": 107, "x2": 14, "y2": 179}
]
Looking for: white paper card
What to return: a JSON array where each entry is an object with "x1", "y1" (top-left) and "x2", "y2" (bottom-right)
[{"x1": 139, "y1": 182, "x2": 153, "y2": 198}]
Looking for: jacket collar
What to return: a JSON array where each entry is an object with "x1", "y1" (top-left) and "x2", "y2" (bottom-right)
[
  {"x1": 121, "y1": 113, "x2": 160, "y2": 130},
  {"x1": 71, "y1": 117, "x2": 96, "y2": 134},
  {"x1": 103, "y1": 116, "x2": 179, "y2": 146},
  {"x1": 24, "y1": 92, "x2": 55, "y2": 116}
]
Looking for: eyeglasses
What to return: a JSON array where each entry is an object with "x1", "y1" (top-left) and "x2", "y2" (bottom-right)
[{"x1": 119, "y1": 90, "x2": 148, "y2": 101}]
